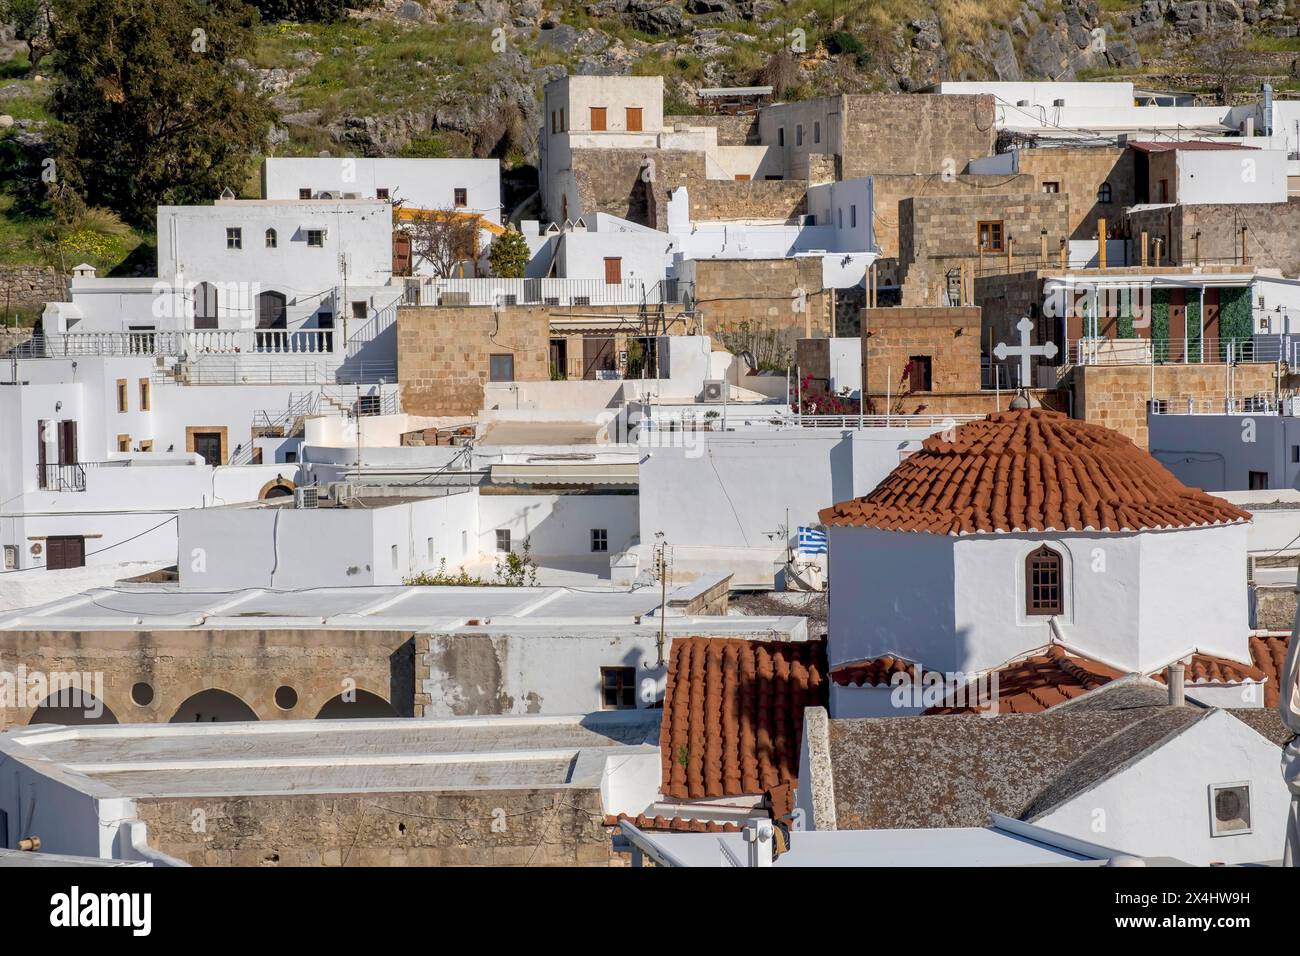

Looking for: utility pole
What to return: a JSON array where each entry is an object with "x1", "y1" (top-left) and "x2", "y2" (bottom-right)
[{"x1": 654, "y1": 533, "x2": 670, "y2": 667}]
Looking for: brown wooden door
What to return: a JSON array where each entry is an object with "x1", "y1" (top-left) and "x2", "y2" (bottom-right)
[
  {"x1": 582, "y1": 336, "x2": 615, "y2": 380},
  {"x1": 192, "y1": 431, "x2": 223, "y2": 466},
  {"x1": 1202, "y1": 288, "x2": 1220, "y2": 355},
  {"x1": 626, "y1": 107, "x2": 642, "y2": 132},
  {"x1": 37, "y1": 418, "x2": 48, "y2": 489},
  {"x1": 590, "y1": 107, "x2": 607, "y2": 131},
  {"x1": 46, "y1": 536, "x2": 85, "y2": 571},
  {"x1": 549, "y1": 338, "x2": 568, "y2": 380},
  {"x1": 603, "y1": 257, "x2": 622, "y2": 284},
  {"x1": 1168, "y1": 288, "x2": 1186, "y2": 362},
  {"x1": 58, "y1": 420, "x2": 77, "y2": 466}
]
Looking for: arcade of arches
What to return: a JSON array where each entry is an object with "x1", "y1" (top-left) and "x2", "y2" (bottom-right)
[{"x1": 3, "y1": 628, "x2": 414, "y2": 729}]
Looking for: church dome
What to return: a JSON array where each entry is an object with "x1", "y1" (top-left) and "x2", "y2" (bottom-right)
[{"x1": 819, "y1": 408, "x2": 1250, "y2": 535}]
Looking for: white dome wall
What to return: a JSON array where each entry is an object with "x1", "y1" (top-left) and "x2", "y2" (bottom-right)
[
  {"x1": 1137, "y1": 522, "x2": 1250, "y2": 670},
  {"x1": 953, "y1": 532, "x2": 1143, "y2": 673},
  {"x1": 826, "y1": 526, "x2": 956, "y2": 670}
]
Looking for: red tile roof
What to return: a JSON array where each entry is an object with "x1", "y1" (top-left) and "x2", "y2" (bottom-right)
[
  {"x1": 926, "y1": 645, "x2": 1125, "y2": 714},
  {"x1": 1249, "y1": 633, "x2": 1291, "y2": 708},
  {"x1": 831, "y1": 654, "x2": 923, "y2": 687},
  {"x1": 605, "y1": 814, "x2": 744, "y2": 833},
  {"x1": 661, "y1": 637, "x2": 827, "y2": 800},
  {"x1": 1152, "y1": 652, "x2": 1266, "y2": 688},
  {"x1": 819, "y1": 408, "x2": 1249, "y2": 535},
  {"x1": 1127, "y1": 140, "x2": 1248, "y2": 152}
]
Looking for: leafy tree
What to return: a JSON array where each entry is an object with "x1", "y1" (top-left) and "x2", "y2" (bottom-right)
[
  {"x1": 823, "y1": 30, "x2": 869, "y2": 68},
  {"x1": 48, "y1": 0, "x2": 274, "y2": 226},
  {"x1": 1, "y1": 0, "x2": 56, "y2": 77},
  {"x1": 487, "y1": 227, "x2": 529, "y2": 278},
  {"x1": 247, "y1": 0, "x2": 350, "y2": 23},
  {"x1": 406, "y1": 208, "x2": 479, "y2": 278}
]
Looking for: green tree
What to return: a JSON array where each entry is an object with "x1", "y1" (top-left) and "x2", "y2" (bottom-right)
[
  {"x1": 49, "y1": 0, "x2": 274, "y2": 226},
  {"x1": 1, "y1": 0, "x2": 56, "y2": 77},
  {"x1": 488, "y1": 227, "x2": 530, "y2": 278}
]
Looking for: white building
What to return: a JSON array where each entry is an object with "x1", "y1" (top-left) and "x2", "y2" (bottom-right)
[
  {"x1": 822, "y1": 407, "x2": 1255, "y2": 685},
  {"x1": 795, "y1": 680, "x2": 1293, "y2": 866},
  {"x1": 261, "y1": 156, "x2": 502, "y2": 223}
]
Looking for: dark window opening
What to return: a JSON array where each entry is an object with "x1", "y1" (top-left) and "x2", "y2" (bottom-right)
[
  {"x1": 591, "y1": 529, "x2": 608, "y2": 553},
  {"x1": 601, "y1": 666, "x2": 636, "y2": 710}
]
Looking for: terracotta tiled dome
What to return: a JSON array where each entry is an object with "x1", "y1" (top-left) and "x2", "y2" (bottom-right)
[{"x1": 818, "y1": 408, "x2": 1250, "y2": 535}]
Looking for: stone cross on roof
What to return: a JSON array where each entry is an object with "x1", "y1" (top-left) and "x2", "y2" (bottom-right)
[{"x1": 994, "y1": 317, "x2": 1058, "y2": 387}]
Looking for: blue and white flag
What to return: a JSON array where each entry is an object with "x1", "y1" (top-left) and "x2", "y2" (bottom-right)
[{"x1": 797, "y1": 527, "x2": 827, "y2": 555}]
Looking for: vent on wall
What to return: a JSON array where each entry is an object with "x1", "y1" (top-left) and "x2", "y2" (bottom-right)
[{"x1": 294, "y1": 486, "x2": 319, "y2": 509}]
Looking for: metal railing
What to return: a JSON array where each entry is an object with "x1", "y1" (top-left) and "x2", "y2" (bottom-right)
[
  {"x1": 156, "y1": 358, "x2": 396, "y2": 386},
  {"x1": 1073, "y1": 336, "x2": 1283, "y2": 366},
  {"x1": 403, "y1": 277, "x2": 683, "y2": 308},
  {"x1": 638, "y1": 410, "x2": 982, "y2": 432},
  {"x1": 37, "y1": 462, "x2": 88, "y2": 491},
  {"x1": 1149, "y1": 394, "x2": 1279, "y2": 415}
]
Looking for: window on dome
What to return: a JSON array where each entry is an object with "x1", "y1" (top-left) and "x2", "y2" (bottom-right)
[{"x1": 1025, "y1": 545, "x2": 1063, "y2": 616}]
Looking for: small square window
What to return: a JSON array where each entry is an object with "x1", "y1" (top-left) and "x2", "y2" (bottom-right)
[
  {"x1": 298, "y1": 188, "x2": 312, "y2": 200},
  {"x1": 591, "y1": 529, "x2": 608, "y2": 553},
  {"x1": 226, "y1": 228, "x2": 242, "y2": 249},
  {"x1": 376, "y1": 188, "x2": 389, "y2": 200},
  {"x1": 306, "y1": 229, "x2": 325, "y2": 247},
  {"x1": 453, "y1": 188, "x2": 468, "y2": 208},
  {"x1": 495, "y1": 529, "x2": 511, "y2": 553},
  {"x1": 977, "y1": 220, "x2": 1004, "y2": 253},
  {"x1": 352, "y1": 301, "x2": 368, "y2": 320},
  {"x1": 1209, "y1": 783, "x2": 1252, "y2": 836},
  {"x1": 601, "y1": 666, "x2": 636, "y2": 710},
  {"x1": 489, "y1": 353, "x2": 514, "y2": 383},
  {"x1": 1249, "y1": 471, "x2": 1270, "y2": 490},
  {"x1": 1041, "y1": 181, "x2": 1060, "y2": 193}
]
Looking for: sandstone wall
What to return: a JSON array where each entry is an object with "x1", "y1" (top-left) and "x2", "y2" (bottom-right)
[
  {"x1": 840, "y1": 93, "x2": 998, "y2": 178},
  {"x1": 898, "y1": 192, "x2": 1070, "y2": 307},
  {"x1": 0, "y1": 265, "x2": 64, "y2": 311},
  {"x1": 664, "y1": 113, "x2": 758, "y2": 145},
  {"x1": 134, "y1": 787, "x2": 617, "y2": 867},
  {"x1": 691, "y1": 257, "x2": 829, "y2": 336},
  {"x1": 1069, "y1": 362, "x2": 1281, "y2": 448},
  {"x1": 871, "y1": 173, "x2": 1036, "y2": 260},
  {"x1": 1015, "y1": 147, "x2": 1134, "y2": 240},
  {"x1": 0, "y1": 628, "x2": 415, "y2": 729}
]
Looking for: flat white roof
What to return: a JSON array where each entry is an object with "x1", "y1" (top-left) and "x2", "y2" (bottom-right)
[
  {"x1": 0, "y1": 580, "x2": 807, "y2": 638},
  {"x1": 634, "y1": 825, "x2": 1187, "y2": 867},
  {"x1": 0, "y1": 712, "x2": 661, "y2": 799}
]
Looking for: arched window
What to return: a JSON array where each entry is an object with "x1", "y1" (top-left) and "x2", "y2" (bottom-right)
[
  {"x1": 265, "y1": 228, "x2": 277, "y2": 248},
  {"x1": 1025, "y1": 545, "x2": 1063, "y2": 616},
  {"x1": 1097, "y1": 182, "x2": 1112, "y2": 204}
]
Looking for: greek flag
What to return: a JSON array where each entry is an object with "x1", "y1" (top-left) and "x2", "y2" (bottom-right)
[{"x1": 797, "y1": 527, "x2": 827, "y2": 555}]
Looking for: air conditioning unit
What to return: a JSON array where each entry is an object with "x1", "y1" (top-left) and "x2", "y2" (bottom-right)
[
  {"x1": 701, "y1": 379, "x2": 725, "y2": 403},
  {"x1": 294, "y1": 486, "x2": 319, "y2": 509},
  {"x1": 327, "y1": 482, "x2": 354, "y2": 503}
]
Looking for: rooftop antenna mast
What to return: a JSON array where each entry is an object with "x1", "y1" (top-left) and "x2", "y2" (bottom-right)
[{"x1": 653, "y1": 532, "x2": 672, "y2": 667}]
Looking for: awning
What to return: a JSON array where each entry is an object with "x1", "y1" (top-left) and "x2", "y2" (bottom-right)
[{"x1": 490, "y1": 462, "x2": 638, "y2": 487}]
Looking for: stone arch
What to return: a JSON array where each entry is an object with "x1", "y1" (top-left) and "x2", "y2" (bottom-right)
[
  {"x1": 29, "y1": 689, "x2": 119, "y2": 726},
  {"x1": 315, "y1": 689, "x2": 399, "y2": 720},
  {"x1": 170, "y1": 688, "x2": 258, "y2": 723},
  {"x1": 258, "y1": 476, "x2": 296, "y2": 499}
]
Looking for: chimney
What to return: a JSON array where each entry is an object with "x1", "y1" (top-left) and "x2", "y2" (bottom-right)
[{"x1": 1167, "y1": 663, "x2": 1185, "y2": 706}]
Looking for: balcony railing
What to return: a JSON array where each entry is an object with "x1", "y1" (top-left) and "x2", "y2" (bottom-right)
[
  {"x1": 37, "y1": 462, "x2": 88, "y2": 491},
  {"x1": 403, "y1": 277, "x2": 683, "y2": 308},
  {"x1": 16, "y1": 328, "x2": 338, "y2": 359},
  {"x1": 1149, "y1": 394, "x2": 1278, "y2": 415},
  {"x1": 1072, "y1": 336, "x2": 1285, "y2": 367}
]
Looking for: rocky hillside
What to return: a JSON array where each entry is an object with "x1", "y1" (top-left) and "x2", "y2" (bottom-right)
[{"x1": 4, "y1": 1, "x2": 1300, "y2": 196}]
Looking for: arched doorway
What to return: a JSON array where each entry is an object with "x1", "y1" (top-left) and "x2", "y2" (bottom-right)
[
  {"x1": 194, "y1": 281, "x2": 219, "y2": 329},
  {"x1": 170, "y1": 688, "x2": 258, "y2": 723},
  {"x1": 256, "y1": 290, "x2": 288, "y2": 350},
  {"x1": 258, "y1": 476, "x2": 295, "y2": 499},
  {"x1": 29, "y1": 689, "x2": 119, "y2": 726},
  {"x1": 316, "y1": 690, "x2": 398, "y2": 719}
]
